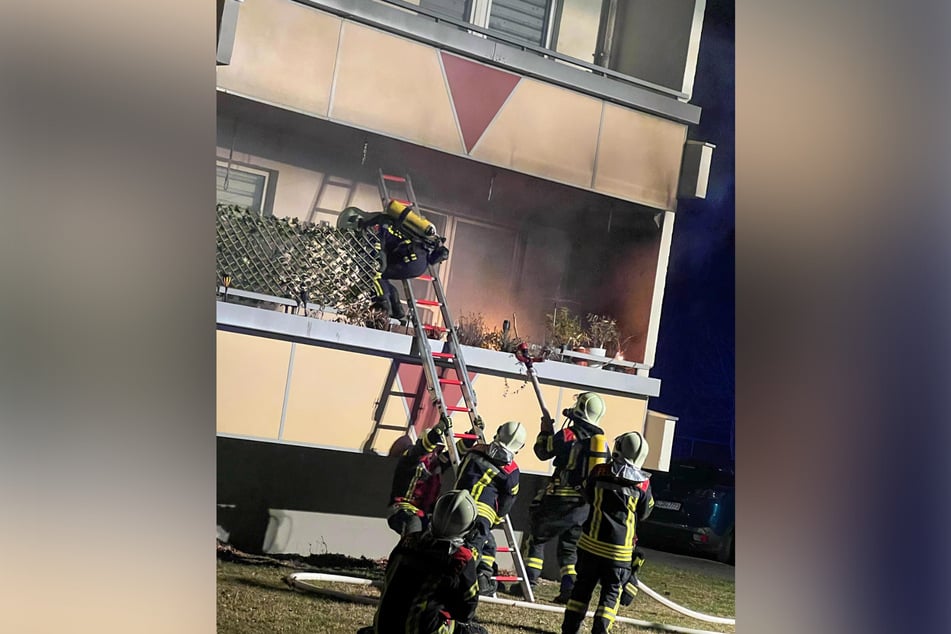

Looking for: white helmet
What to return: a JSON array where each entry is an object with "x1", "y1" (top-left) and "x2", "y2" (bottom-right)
[
  {"x1": 613, "y1": 431, "x2": 649, "y2": 469},
  {"x1": 566, "y1": 392, "x2": 605, "y2": 426},
  {"x1": 431, "y1": 490, "x2": 477, "y2": 541},
  {"x1": 493, "y1": 421, "x2": 527, "y2": 454}
]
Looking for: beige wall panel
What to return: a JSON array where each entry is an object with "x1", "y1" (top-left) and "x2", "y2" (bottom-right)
[
  {"x1": 597, "y1": 394, "x2": 649, "y2": 447},
  {"x1": 470, "y1": 80, "x2": 601, "y2": 188},
  {"x1": 470, "y1": 375, "x2": 564, "y2": 475},
  {"x1": 216, "y1": 0, "x2": 340, "y2": 116},
  {"x1": 643, "y1": 411, "x2": 677, "y2": 472},
  {"x1": 593, "y1": 104, "x2": 687, "y2": 210},
  {"x1": 331, "y1": 24, "x2": 464, "y2": 154},
  {"x1": 282, "y1": 345, "x2": 394, "y2": 449},
  {"x1": 217, "y1": 331, "x2": 290, "y2": 438}
]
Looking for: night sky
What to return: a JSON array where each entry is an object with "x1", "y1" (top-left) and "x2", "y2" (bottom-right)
[{"x1": 650, "y1": 1, "x2": 735, "y2": 466}]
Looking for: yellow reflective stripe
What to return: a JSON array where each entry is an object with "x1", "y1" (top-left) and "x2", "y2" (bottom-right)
[
  {"x1": 475, "y1": 501, "x2": 498, "y2": 523},
  {"x1": 624, "y1": 583, "x2": 638, "y2": 595},
  {"x1": 624, "y1": 496, "x2": 637, "y2": 551},
  {"x1": 511, "y1": 483, "x2": 519, "y2": 495},
  {"x1": 470, "y1": 467, "x2": 497, "y2": 502},
  {"x1": 566, "y1": 599, "x2": 587, "y2": 614},
  {"x1": 481, "y1": 555, "x2": 496, "y2": 565},
  {"x1": 527, "y1": 557, "x2": 544, "y2": 570},
  {"x1": 590, "y1": 487, "x2": 604, "y2": 537},
  {"x1": 395, "y1": 501, "x2": 421, "y2": 513},
  {"x1": 578, "y1": 534, "x2": 633, "y2": 561},
  {"x1": 463, "y1": 581, "x2": 479, "y2": 600},
  {"x1": 550, "y1": 488, "x2": 581, "y2": 496},
  {"x1": 560, "y1": 564, "x2": 576, "y2": 577},
  {"x1": 547, "y1": 435, "x2": 554, "y2": 452},
  {"x1": 422, "y1": 431, "x2": 437, "y2": 452}
]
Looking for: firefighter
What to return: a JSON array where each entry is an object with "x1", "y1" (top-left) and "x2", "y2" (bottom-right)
[
  {"x1": 387, "y1": 414, "x2": 453, "y2": 537},
  {"x1": 512, "y1": 392, "x2": 611, "y2": 603},
  {"x1": 351, "y1": 202, "x2": 449, "y2": 320},
  {"x1": 561, "y1": 431, "x2": 654, "y2": 634},
  {"x1": 360, "y1": 490, "x2": 489, "y2": 634},
  {"x1": 454, "y1": 420, "x2": 526, "y2": 597}
]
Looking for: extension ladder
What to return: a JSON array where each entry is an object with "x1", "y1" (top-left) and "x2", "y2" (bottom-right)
[{"x1": 376, "y1": 170, "x2": 536, "y2": 603}]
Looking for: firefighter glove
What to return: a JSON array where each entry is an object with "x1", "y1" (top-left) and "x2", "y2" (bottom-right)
[{"x1": 435, "y1": 414, "x2": 451, "y2": 436}]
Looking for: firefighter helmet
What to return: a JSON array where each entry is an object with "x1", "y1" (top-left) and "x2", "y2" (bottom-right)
[
  {"x1": 565, "y1": 392, "x2": 605, "y2": 426},
  {"x1": 431, "y1": 490, "x2": 477, "y2": 540},
  {"x1": 493, "y1": 421, "x2": 527, "y2": 454},
  {"x1": 613, "y1": 431, "x2": 649, "y2": 468}
]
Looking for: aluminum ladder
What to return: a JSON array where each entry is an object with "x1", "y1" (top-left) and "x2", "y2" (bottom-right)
[{"x1": 377, "y1": 170, "x2": 536, "y2": 603}]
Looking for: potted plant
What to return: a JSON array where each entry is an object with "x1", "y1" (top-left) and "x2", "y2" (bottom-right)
[
  {"x1": 545, "y1": 307, "x2": 587, "y2": 363},
  {"x1": 585, "y1": 313, "x2": 620, "y2": 368}
]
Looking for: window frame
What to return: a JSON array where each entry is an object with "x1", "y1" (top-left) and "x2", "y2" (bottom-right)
[{"x1": 216, "y1": 160, "x2": 274, "y2": 215}]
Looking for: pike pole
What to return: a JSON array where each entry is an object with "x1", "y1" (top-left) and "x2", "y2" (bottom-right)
[{"x1": 514, "y1": 342, "x2": 552, "y2": 423}]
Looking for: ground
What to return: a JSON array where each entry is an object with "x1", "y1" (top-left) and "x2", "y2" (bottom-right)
[{"x1": 217, "y1": 543, "x2": 735, "y2": 633}]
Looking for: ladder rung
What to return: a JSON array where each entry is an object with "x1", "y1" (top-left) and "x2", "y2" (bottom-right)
[
  {"x1": 416, "y1": 299, "x2": 441, "y2": 307},
  {"x1": 389, "y1": 391, "x2": 417, "y2": 398},
  {"x1": 377, "y1": 424, "x2": 411, "y2": 431},
  {"x1": 453, "y1": 433, "x2": 478, "y2": 440},
  {"x1": 446, "y1": 405, "x2": 470, "y2": 412},
  {"x1": 495, "y1": 547, "x2": 513, "y2": 552},
  {"x1": 438, "y1": 378, "x2": 462, "y2": 385},
  {"x1": 424, "y1": 324, "x2": 447, "y2": 333},
  {"x1": 418, "y1": 274, "x2": 434, "y2": 281},
  {"x1": 382, "y1": 174, "x2": 406, "y2": 182},
  {"x1": 432, "y1": 352, "x2": 455, "y2": 359},
  {"x1": 493, "y1": 576, "x2": 520, "y2": 582},
  {"x1": 393, "y1": 198, "x2": 412, "y2": 205}
]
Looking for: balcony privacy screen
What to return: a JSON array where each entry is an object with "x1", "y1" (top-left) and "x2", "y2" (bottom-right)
[{"x1": 215, "y1": 204, "x2": 381, "y2": 311}]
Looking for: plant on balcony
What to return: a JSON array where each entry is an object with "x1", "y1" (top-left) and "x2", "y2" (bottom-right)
[
  {"x1": 455, "y1": 312, "x2": 490, "y2": 348},
  {"x1": 545, "y1": 306, "x2": 585, "y2": 350},
  {"x1": 585, "y1": 313, "x2": 620, "y2": 352}
]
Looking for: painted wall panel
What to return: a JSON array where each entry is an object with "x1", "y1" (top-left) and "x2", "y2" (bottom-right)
[
  {"x1": 466, "y1": 374, "x2": 564, "y2": 475},
  {"x1": 282, "y1": 344, "x2": 393, "y2": 449},
  {"x1": 471, "y1": 79, "x2": 602, "y2": 188},
  {"x1": 598, "y1": 393, "x2": 649, "y2": 448},
  {"x1": 216, "y1": 331, "x2": 290, "y2": 438},
  {"x1": 593, "y1": 104, "x2": 687, "y2": 210},
  {"x1": 331, "y1": 23, "x2": 464, "y2": 155},
  {"x1": 216, "y1": 0, "x2": 341, "y2": 117}
]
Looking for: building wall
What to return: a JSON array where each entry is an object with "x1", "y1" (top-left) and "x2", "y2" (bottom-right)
[
  {"x1": 217, "y1": 329, "x2": 652, "y2": 475},
  {"x1": 216, "y1": 0, "x2": 688, "y2": 210}
]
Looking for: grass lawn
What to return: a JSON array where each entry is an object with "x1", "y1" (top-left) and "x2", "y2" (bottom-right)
[{"x1": 217, "y1": 546, "x2": 734, "y2": 633}]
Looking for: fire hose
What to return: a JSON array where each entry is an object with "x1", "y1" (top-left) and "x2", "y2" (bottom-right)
[{"x1": 284, "y1": 571, "x2": 734, "y2": 632}]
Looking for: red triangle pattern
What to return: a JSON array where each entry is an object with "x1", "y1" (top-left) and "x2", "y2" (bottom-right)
[{"x1": 441, "y1": 52, "x2": 521, "y2": 153}]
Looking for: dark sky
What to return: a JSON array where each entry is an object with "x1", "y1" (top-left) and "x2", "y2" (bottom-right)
[{"x1": 650, "y1": 0, "x2": 735, "y2": 465}]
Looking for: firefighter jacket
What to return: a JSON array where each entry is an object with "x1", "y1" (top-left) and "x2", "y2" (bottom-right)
[
  {"x1": 372, "y1": 532, "x2": 480, "y2": 634},
  {"x1": 534, "y1": 422, "x2": 611, "y2": 498},
  {"x1": 577, "y1": 460, "x2": 654, "y2": 564},
  {"x1": 388, "y1": 426, "x2": 448, "y2": 518},
  {"x1": 454, "y1": 443, "x2": 520, "y2": 525}
]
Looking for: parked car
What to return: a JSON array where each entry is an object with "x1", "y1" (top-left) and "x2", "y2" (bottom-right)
[{"x1": 637, "y1": 459, "x2": 735, "y2": 564}]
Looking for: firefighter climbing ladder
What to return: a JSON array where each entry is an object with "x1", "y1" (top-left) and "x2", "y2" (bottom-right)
[{"x1": 376, "y1": 170, "x2": 537, "y2": 603}]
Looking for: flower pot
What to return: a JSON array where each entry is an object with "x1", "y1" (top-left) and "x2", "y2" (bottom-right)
[
  {"x1": 573, "y1": 347, "x2": 589, "y2": 366},
  {"x1": 588, "y1": 347, "x2": 607, "y2": 369}
]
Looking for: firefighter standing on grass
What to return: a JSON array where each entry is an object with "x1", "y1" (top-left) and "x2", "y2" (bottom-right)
[
  {"x1": 561, "y1": 431, "x2": 654, "y2": 634},
  {"x1": 359, "y1": 490, "x2": 489, "y2": 634},
  {"x1": 386, "y1": 414, "x2": 454, "y2": 536},
  {"x1": 512, "y1": 392, "x2": 611, "y2": 602},
  {"x1": 454, "y1": 420, "x2": 526, "y2": 597}
]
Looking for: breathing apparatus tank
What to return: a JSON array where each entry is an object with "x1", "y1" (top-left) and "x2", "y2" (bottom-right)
[{"x1": 383, "y1": 199, "x2": 438, "y2": 242}]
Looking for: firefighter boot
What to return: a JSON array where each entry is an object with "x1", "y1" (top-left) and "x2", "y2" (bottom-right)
[{"x1": 552, "y1": 574, "x2": 576, "y2": 604}]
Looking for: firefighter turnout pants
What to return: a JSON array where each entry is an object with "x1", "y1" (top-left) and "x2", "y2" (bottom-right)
[
  {"x1": 561, "y1": 550, "x2": 629, "y2": 634},
  {"x1": 521, "y1": 494, "x2": 589, "y2": 585}
]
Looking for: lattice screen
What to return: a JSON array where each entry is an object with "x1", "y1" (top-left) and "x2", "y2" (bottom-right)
[{"x1": 215, "y1": 205, "x2": 381, "y2": 313}]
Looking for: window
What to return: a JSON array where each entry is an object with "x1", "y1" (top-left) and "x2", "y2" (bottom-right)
[
  {"x1": 216, "y1": 162, "x2": 270, "y2": 214},
  {"x1": 419, "y1": 0, "x2": 471, "y2": 21},
  {"x1": 487, "y1": 0, "x2": 552, "y2": 46}
]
